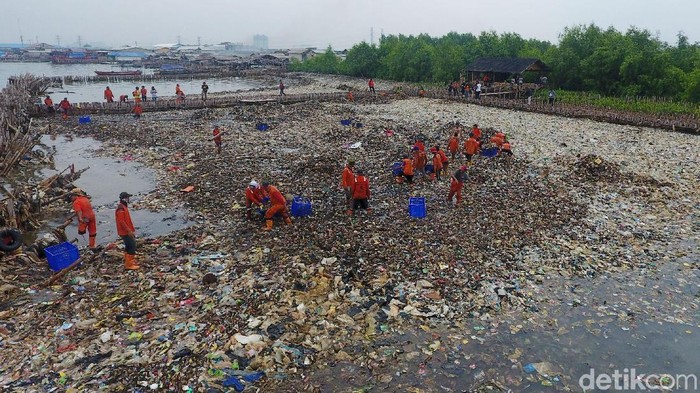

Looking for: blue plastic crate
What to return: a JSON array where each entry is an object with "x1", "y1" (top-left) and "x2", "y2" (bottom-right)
[
  {"x1": 290, "y1": 196, "x2": 312, "y2": 217},
  {"x1": 425, "y1": 164, "x2": 434, "y2": 174},
  {"x1": 391, "y1": 162, "x2": 403, "y2": 176},
  {"x1": 256, "y1": 123, "x2": 269, "y2": 131},
  {"x1": 45, "y1": 242, "x2": 80, "y2": 271},
  {"x1": 408, "y1": 197, "x2": 426, "y2": 218},
  {"x1": 340, "y1": 119, "x2": 352, "y2": 126},
  {"x1": 79, "y1": 116, "x2": 91, "y2": 124},
  {"x1": 480, "y1": 147, "x2": 499, "y2": 158}
]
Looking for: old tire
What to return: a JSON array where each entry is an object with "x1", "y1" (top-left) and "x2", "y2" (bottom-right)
[{"x1": 0, "y1": 228, "x2": 22, "y2": 252}]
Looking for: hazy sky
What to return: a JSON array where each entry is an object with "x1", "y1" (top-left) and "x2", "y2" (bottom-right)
[{"x1": 0, "y1": 0, "x2": 697, "y2": 49}]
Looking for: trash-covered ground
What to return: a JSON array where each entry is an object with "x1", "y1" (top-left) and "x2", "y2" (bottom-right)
[{"x1": 1, "y1": 74, "x2": 698, "y2": 392}]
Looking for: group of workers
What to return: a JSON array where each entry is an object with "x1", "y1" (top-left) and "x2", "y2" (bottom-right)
[
  {"x1": 391, "y1": 123, "x2": 513, "y2": 205},
  {"x1": 245, "y1": 180, "x2": 293, "y2": 230},
  {"x1": 69, "y1": 188, "x2": 139, "y2": 270}
]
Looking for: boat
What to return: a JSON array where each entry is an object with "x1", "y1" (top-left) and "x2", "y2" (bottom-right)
[{"x1": 94, "y1": 70, "x2": 142, "y2": 76}]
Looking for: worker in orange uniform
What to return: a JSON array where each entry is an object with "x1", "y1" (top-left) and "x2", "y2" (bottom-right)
[
  {"x1": 430, "y1": 147, "x2": 443, "y2": 181},
  {"x1": 262, "y1": 182, "x2": 292, "y2": 230},
  {"x1": 490, "y1": 132, "x2": 505, "y2": 149},
  {"x1": 59, "y1": 97, "x2": 71, "y2": 118},
  {"x1": 71, "y1": 188, "x2": 97, "y2": 250},
  {"x1": 435, "y1": 145, "x2": 449, "y2": 177},
  {"x1": 414, "y1": 138, "x2": 426, "y2": 152},
  {"x1": 501, "y1": 139, "x2": 513, "y2": 156},
  {"x1": 245, "y1": 180, "x2": 266, "y2": 220},
  {"x1": 44, "y1": 95, "x2": 54, "y2": 113},
  {"x1": 471, "y1": 124, "x2": 482, "y2": 141},
  {"x1": 213, "y1": 126, "x2": 222, "y2": 154},
  {"x1": 464, "y1": 135, "x2": 479, "y2": 161},
  {"x1": 104, "y1": 86, "x2": 114, "y2": 103},
  {"x1": 351, "y1": 169, "x2": 370, "y2": 214},
  {"x1": 346, "y1": 90, "x2": 354, "y2": 102},
  {"x1": 342, "y1": 161, "x2": 355, "y2": 213},
  {"x1": 447, "y1": 132, "x2": 459, "y2": 160},
  {"x1": 401, "y1": 154, "x2": 414, "y2": 184},
  {"x1": 115, "y1": 191, "x2": 139, "y2": 270},
  {"x1": 132, "y1": 87, "x2": 141, "y2": 105},
  {"x1": 412, "y1": 146, "x2": 427, "y2": 177},
  {"x1": 448, "y1": 166, "x2": 468, "y2": 205},
  {"x1": 132, "y1": 105, "x2": 143, "y2": 119}
]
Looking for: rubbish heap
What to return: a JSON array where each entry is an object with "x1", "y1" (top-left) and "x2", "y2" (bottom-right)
[{"x1": 1, "y1": 75, "x2": 697, "y2": 392}]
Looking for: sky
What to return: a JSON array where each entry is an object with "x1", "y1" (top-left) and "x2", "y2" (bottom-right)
[{"x1": 0, "y1": 0, "x2": 697, "y2": 49}]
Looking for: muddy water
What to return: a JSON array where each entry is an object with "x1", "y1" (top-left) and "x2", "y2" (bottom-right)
[
  {"x1": 35, "y1": 134, "x2": 191, "y2": 246},
  {"x1": 311, "y1": 251, "x2": 700, "y2": 392}
]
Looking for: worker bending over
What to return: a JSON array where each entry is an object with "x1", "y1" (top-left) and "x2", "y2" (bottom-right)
[{"x1": 262, "y1": 182, "x2": 292, "y2": 230}]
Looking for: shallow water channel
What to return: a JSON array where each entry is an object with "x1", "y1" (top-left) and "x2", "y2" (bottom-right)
[{"x1": 35, "y1": 134, "x2": 191, "y2": 247}]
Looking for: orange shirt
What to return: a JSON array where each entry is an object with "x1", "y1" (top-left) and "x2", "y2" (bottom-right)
[
  {"x1": 44, "y1": 97, "x2": 53, "y2": 106},
  {"x1": 471, "y1": 127, "x2": 482, "y2": 139},
  {"x1": 491, "y1": 136, "x2": 504, "y2": 147},
  {"x1": 414, "y1": 141, "x2": 425, "y2": 152},
  {"x1": 104, "y1": 89, "x2": 113, "y2": 100},
  {"x1": 352, "y1": 175, "x2": 370, "y2": 199},
  {"x1": 115, "y1": 202, "x2": 135, "y2": 236},
  {"x1": 438, "y1": 150, "x2": 448, "y2": 164},
  {"x1": 502, "y1": 141, "x2": 511, "y2": 151},
  {"x1": 266, "y1": 185, "x2": 286, "y2": 206},
  {"x1": 72, "y1": 196, "x2": 95, "y2": 220},
  {"x1": 245, "y1": 187, "x2": 264, "y2": 204},
  {"x1": 432, "y1": 154, "x2": 443, "y2": 170},
  {"x1": 448, "y1": 137, "x2": 459, "y2": 153},
  {"x1": 342, "y1": 166, "x2": 355, "y2": 188},
  {"x1": 402, "y1": 158, "x2": 414, "y2": 175},
  {"x1": 465, "y1": 138, "x2": 479, "y2": 155}
]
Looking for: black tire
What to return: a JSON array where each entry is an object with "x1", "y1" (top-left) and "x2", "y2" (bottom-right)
[{"x1": 0, "y1": 228, "x2": 23, "y2": 252}]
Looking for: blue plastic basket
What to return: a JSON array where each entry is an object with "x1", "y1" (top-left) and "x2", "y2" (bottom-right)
[
  {"x1": 392, "y1": 162, "x2": 403, "y2": 176},
  {"x1": 481, "y1": 147, "x2": 499, "y2": 158},
  {"x1": 340, "y1": 119, "x2": 352, "y2": 126},
  {"x1": 256, "y1": 123, "x2": 269, "y2": 131},
  {"x1": 408, "y1": 197, "x2": 426, "y2": 218},
  {"x1": 290, "y1": 196, "x2": 312, "y2": 217},
  {"x1": 425, "y1": 164, "x2": 434, "y2": 174},
  {"x1": 45, "y1": 242, "x2": 80, "y2": 271},
  {"x1": 79, "y1": 116, "x2": 91, "y2": 124}
]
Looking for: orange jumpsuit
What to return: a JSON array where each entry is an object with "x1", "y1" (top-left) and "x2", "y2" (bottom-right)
[
  {"x1": 438, "y1": 149, "x2": 449, "y2": 175},
  {"x1": 431, "y1": 153, "x2": 443, "y2": 180},
  {"x1": 342, "y1": 166, "x2": 355, "y2": 208},
  {"x1": 73, "y1": 195, "x2": 97, "y2": 248},
  {"x1": 448, "y1": 169, "x2": 467, "y2": 205},
  {"x1": 245, "y1": 186, "x2": 266, "y2": 219},
  {"x1": 132, "y1": 89, "x2": 141, "y2": 104},
  {"x1": 471, "y1": 126, "x2": 482, "y2": 140},
  {"x1": 352, "y1": 175, "x2": 370, "y2": 210},
  {"x1": 264, "y1": 185, "x2": 290, "y2": 220},
  {"x1": 116, "y1": 201, "x2": 137, "y2": 269},
  {"x1": 448, "y1": 136, "x2": 459, "y2": 158},
  {"x1": 464, "y1": 137, "x2": 479, "y2": 160},
  {"x1": 413, "y1": 150, "x2": 427, "y2": 172},
  {"x1": 213, "y1": 127, "x2": 222, "y2": 153},
  {"x1": 104, "y1": 88, "x2": 114, "y2": 103}
]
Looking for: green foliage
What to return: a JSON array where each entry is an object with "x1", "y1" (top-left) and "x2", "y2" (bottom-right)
[{"x1": 291, "y1": 23, "x2": 700, "y2": 104}]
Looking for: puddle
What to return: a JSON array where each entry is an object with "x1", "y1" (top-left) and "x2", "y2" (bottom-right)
[{"x1": 29, "y1": 134, "x2": 191, "y2": 246}]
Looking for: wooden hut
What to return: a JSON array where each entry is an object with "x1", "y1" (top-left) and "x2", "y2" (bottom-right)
[{"x1": 465, "y1": 57, "x2": 549, "y2": 83}]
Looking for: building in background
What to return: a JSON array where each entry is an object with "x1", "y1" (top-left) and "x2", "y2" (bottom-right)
[{"x1": 253, "y1": 35, "x2": 269, "y2": 50}]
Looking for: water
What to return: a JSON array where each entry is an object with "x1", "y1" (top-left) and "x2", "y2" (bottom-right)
[
  {"x1": 0, "y1": 62, "x2": 264, "y2": 102},
  {"x1": 36, "y1": 134, "x2": 191, "y2": 246}
]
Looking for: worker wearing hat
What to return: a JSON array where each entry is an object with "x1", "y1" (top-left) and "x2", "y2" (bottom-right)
[
  {"x1": 448, "y1": 166, "x2": 468, "y2": 205},
  {"x1": 341, "y1": 161, "x2": 355, "y2": 213},
  {"x1": 245, "y1": 180, "x2": 266, "y2": 220},
  {"x1": 115, "y1": 191, "x2": 139, "y2": 270},
  {"x1": 71, "y1": 188, "x2": 98, "y2": 250},
  {"x1": 261, "y1": 181, "x2": 292, "y2": 231}
]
